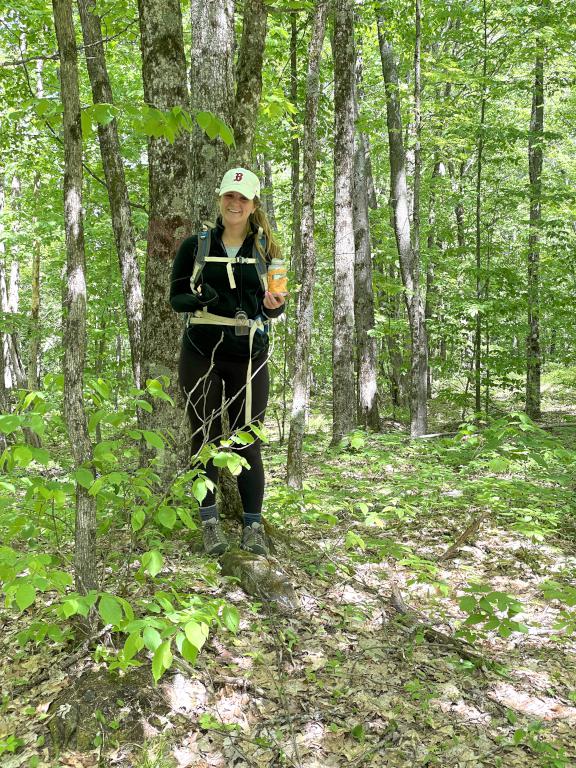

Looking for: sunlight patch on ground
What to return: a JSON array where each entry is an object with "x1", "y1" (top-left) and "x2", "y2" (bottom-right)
[{"x1": 490, "y1": 682, "x2": 576, "y2": 722}]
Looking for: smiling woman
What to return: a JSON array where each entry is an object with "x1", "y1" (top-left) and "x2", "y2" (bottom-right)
[{"x1": 170, "y1": 167, "x2": 287, "y2": 558}]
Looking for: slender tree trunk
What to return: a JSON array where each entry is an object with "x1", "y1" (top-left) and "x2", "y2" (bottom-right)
[
  {"x1": 52, "y1": 0, "x2": 98, "y2": 594},
  {"x1": 376, "y1": 5, "x2": 427, "y2": 436},
  {"x1": 77, "y1": 0, "x2": 143, "y2": 388},
  {"x1": 6, "y1": 261, "x2": 26, "y2": 388},
  {"x1": 286, "y1": 0, "x2": 328, "y2": 488},
  {"x1": 138, "y1": 0, "x2": 191, "y2": 473},
  {"x1": 474, "y1": 0, "x2": 488, "y2": 415},
  {"x1": 526, "y1": 54, "x2": 544, "y2": 420},
  {"x1": 353, "y1": 46, "x2": 379, "y2": 430},
  {"x1": 232, "y1": 0, "x2": 268, "y2": 166},
  {"x1": 190, "y1": 0, "x2": 234, "y2": 229},
  {"x1": 262, "y1": 158, "x2": 278, "y2": 231},
  {"x1": 29, "y1": 172, "x2": 41, "y2": 391},
  {"x1": 332, "y1": 0, "x2": 357, "y2": 445},
  {"x1": 289, "y1": 14, "x2": 302, "y2": 280}
]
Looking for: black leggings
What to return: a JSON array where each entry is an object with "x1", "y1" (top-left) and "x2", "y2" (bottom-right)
[{"x1": 178, "y1": 343, "x2": 269, "y2": 513}]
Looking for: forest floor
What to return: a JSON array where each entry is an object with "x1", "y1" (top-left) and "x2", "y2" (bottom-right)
[{"x1": 2, "y1": 388, "x2": 576, "y2": 767}]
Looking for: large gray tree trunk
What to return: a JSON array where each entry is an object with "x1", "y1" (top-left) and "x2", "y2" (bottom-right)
[
  {"x1": 526, "y1": 54, "x2": 544, "y2": 420},
  {"x1": 332, "y1": 0, "x2": 357, "y2": 445},
  {"x1": 138, "y1": 0, "x2": 191, "y2": 474},
  {"x1": 52, "y1": 0, "x2": 98, "y2": 594},
  {"x1": 289, "y1": 14, "x2": 302, "y2": 281},
  {"x1": 77, "y1": 0, "x2": 143, "y2": 389},
  {"x1": 286, "y1": 0, "x2": 328, "y2": 489},
  {"x1": 190, "y1": 0, "x2": 234, "y2": 229},
  {"x1": 376, "y1": 6, "x2": 428, "y2": 436},
  {"x1": 232, "y1": 0, "x2": 268, "y2": 166},
  {"x1": 353, "y1": 50, "x2": 379, "y2": 431}
]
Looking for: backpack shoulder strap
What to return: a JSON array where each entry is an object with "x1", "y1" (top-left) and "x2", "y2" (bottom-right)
[
  {"x1": 190, "y1": 227, "x2": 211, "y2": 289},
  {"x1": 252, "y1": 226, "x2": 268, "y2": 292}
]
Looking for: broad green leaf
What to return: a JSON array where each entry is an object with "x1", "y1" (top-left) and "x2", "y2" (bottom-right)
[
  {"x1": 152, "y1": 640, "x2": 173, "y2": 682},
  {"x1": 155, "y1": 506, "x2": 176, "y2": 529},
  {"x1": 13, "y1": 445, "x2": 33, "y2": 467},
  {"x1": 141, "y1": 550, "x2": 163, "y2": 578},
  {"x1": 123, "y1": 632, "x2": 144, "y2": 661},
  {"x1": 15, "y1": 582, "x2": 36, "y2": 611},
  {"x1": 98, "y1": 594, "x2": 123, "y2": 627},
  {"x1": 74, "y1": 468, "x2": 94, "y2": 489},
  {"x1": 143, "y1": 626, "x2": 162, "y2": 651},
  {"x1": 222, "y1": 605, "x2": 240, "y2": 634},
  {"x1": 135, "y1": 399, "x2": 153, "y2": 413},
  {"x1": 131, "y1": 508, "x2": 145, "y2": 532},
  {"x1": 459, "y1": 596, "x2": 477, "y2": 614},
  {"x1": 192, "y1": 478, "x2": 207, "y2": 504},
  {"x1": 177, "y1": 508, "x2": 197, "y2": 530},
  {"x1": 180, "y1": 638, "x2": 198, "y2": 664},
  {"x1": 184, "y1": 620, "x2": 209, "y2": 651},
  {"x1": 143, "y1": 430, "x2": 164, "y2": 451}
]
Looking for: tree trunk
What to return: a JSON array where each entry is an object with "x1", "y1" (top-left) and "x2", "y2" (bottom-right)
[
  {"x1": 138, "y1": 0, "x2": 192, "y2": 474},
  {"x1": 474, "y1": 0, "x2": 488, "y2": 415},
  {"x1": 52, "y1": 0, "x2": 98, "y2": 594},
  {"x1": 190, "y1": 0, "x2": 234, "y2": 229},
  {"x1": 353, "y1": 46, "x2": 379, "y2": 430},
  {"x1": 77, "y1": 0, "x2": 143, "y2": 389},
  {"x1": 289, "y1": 14, "x2": 302, "y2": 280},
  {"x1": 376, "y1": 5, "x2": 427, "y2": 436},
  {"x1": 526, "y1": 54, "x2": 544, "y2": 420},
  {"x1": 232, "y1": 0, "x2": 268, "y2": 166},
  {"x1": 29, "y1": 173, "x2": 42, "y2": 391},
  {"x1": 286, "y1": 0, "x2": 328, "y2": 488},
  {"x1": 332, "y1": 0, "x2": 357, "y2": 445}
]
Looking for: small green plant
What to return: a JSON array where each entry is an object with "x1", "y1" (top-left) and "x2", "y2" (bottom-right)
[
  {"x1": 508, "y1": 717, "x2": 570, "y2": 767},
  {"x1": 457, "y1": 583, "x2": 529, "y2": 642}
]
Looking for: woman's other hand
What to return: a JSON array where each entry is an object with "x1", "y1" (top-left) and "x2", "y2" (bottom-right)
[{"x1": 263, "y1": 290, "x2": 287, "y2": 310}]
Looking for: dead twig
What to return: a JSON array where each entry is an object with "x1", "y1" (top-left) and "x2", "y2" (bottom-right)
[{"x1": 438, "y1": 510, "x2": 488, "y2": 561}]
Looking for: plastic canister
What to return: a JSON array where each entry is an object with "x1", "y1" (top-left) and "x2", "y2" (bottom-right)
[{"x1": 267, "y1": 258, "x2": 288, "y2": 295}]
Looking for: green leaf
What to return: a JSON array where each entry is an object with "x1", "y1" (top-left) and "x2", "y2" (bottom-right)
[
  {"x1": 184, "y1": 620, "x2": 209, "y2": 651},
  {"x1": 155, "y1": 506, "x2": 176, "y2": 529},
  {"x1": 123, "y1": 632, "x2": 144, "y2": 661},
  {"x1": 74, "y1": 468, "x2": 94, "y2": 489},
  {"x1": 177, "y1": 508, "x2": 198, "y2": 530},
  {"x1": 143, "y1": 430, "x2": 164, "y2": 451},
  {"x1": 192, "y1": 478, "x2": 207, "y2": 503},
  {"x1": 152, "y1": 640, "x2": 173, "y2": 682},
  {"x1": 15, "y1": 582, "x2": 36, "y2": 611},
  {"x1": 141, "y1": 550, "x2": 163, "y2": 578},
  {"x1": 143, "y1": 626, "x2": 162, "y2": 651},
  {"x1": 459, "y1": 596, "x2": 477, "y2": 614},
  {"x1": 13, "y1": 445, "x2": 33, "y2": 467},
  {"x1": 131, "y1": 508, "x2": 145, "y2": 532},
  {"x1": 135, "y1": 399, "x2": 153, "y2": 413},
  {"x1": 98, "y1": 594, "x2": 123, "y2": 627},
  {"x1": 351, "y1": 724, "x2": 365, "y2": 743},
  {"x1": 222, "y1": 605, "x2": 240, "y2": 634},
  {"x1": 180, "y1": 638, "x2": 198, "y2": 664}
]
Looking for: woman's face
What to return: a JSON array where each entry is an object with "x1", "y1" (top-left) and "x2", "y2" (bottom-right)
[{"x1": 219, "y1": 191, "x2": 256, "y2": 232}]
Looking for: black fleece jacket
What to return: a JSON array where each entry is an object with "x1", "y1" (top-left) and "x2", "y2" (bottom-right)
[{"x1": 170, "y1": 221, "x2": 284, "y2": 360}]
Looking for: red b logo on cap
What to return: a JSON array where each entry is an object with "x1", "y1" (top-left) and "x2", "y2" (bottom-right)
[{"x1": 234, "y1": 172, "x2": 244, "y2": 181}]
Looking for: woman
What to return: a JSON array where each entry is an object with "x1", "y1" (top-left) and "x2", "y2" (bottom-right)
[{"x1": 170, "y1": 168, "x2": 286, "y2": 557}]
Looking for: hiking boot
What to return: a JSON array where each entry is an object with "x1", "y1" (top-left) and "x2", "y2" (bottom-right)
[
  {"x1": 201, "y1": 518, "x2": 229, "y2": 556},
  {"x1": 241, "y1": 522, "x2": 268, "y2": 556}
]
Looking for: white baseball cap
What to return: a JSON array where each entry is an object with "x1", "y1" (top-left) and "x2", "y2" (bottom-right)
[{"x1": 217, "y1": 168, "x2": 260, "y2": 200}]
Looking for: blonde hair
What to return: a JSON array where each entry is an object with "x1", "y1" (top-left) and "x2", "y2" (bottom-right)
[{"x1": 248, "y1": 200, "x2": 281, "y2": 264}]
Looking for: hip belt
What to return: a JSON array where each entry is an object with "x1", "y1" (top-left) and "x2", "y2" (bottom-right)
[{"x1": 187, "y1": 308, "x2": 267, "y2": 424}]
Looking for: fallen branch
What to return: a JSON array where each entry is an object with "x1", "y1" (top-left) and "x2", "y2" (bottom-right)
[{"x1": 439, "y1": 510, "x2": 488, "y2": 561}]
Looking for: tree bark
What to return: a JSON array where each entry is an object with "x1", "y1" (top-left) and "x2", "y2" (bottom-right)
[
  {"x1": 190, "y1": 0, "x2": 235, "y2": 229},
  {"x1": 138, "y1": 0, "x2": 192, "y2": 474},
  {"x1": 353, "y1": 46, "x2": 379, "y2": 430},
  {"x1": 332, "y1": 0, "x2": 357, "y2": 445},
  {"x1": 77, "y1": 0, "x2": 143, "y2": 389},
  {"x1": 52, "y1": 0, "x2": 98, "y2": 594},
  {"x1": 29, "y1": 173, "x2": 41, "y2": 391},
  {"x1": 526, "y1": 54, "x2": 544, "y2": 420},
  {"x1": 376, "y1": 5, "x2": 428, "y2": 436},
  {"x1": 289, "y1": 14, "x2": 302, "y2": 280},
  {"x1": 286, "y1": 0, "x2": 328, "y2": 488},
  {"x1": 232, "y1": 0, "x2": 268, "y2": 166}
]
